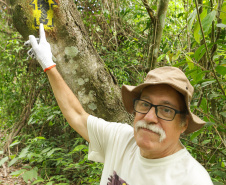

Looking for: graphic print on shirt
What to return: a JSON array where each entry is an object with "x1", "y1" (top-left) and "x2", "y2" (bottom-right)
[{"x1": 107, "y1": 171, "x2": 129, "y2": 185}]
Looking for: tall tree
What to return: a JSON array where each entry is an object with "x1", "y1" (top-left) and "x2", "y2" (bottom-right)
[
  {"x1": 142, "y1": 0, "x2": 170, "y2": 69},
  {"x1": 9, "y1": 0, "x2": 133, "y2": 125}
]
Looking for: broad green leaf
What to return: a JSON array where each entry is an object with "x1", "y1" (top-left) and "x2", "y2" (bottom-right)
[
  {"x1": 22, "y1": 167, "x2": 38, "y2": 183},
  {"x1": 201, "y1": 10, "x2": 216, "y2": 34},
  {"x1": 219, "y1": 112, "x2": 226, "y2": 118},
  {"x1": 47, "y1": 148, "x2": 62, "y2": 157},
  {"x1": 220, "y1": 3, "x2": 226, "y2": 24},
  {"x1": 41, "y1": 147, "x2": 52, "y2": 154},
  {"x1": 194, "y1": 9, "x2": 207, "y2": 43},
  {"x1": 10, "y1": 169, "x2": 26, "y2": 177},
  {"x1": 216, "y1": 23, "x2": 226, "y2": 28},
  {"x1": 200, "y1": 98, "x2": 207, "y2": 113},
  {"x1": 194, "y1": 44, "x2": 206, "y2": 61},
  {"x1": 46, "y1": 182, "x2": 54, "y2": 185},
  {"x1": 185, "y1": 55, "x2": 194, "y2": 70},
  {"x1": 188, "y1": 9, "x2": 197, "y2": 31},
  {"x1": 72, "y1": 145, "x2": 87, "y2": 152},
  {"x1": 18, "y1": 146, "x2": 30, "y2": 158},
  {"x1": 10, "y1": 140, "x2": 21, "y2": 148},
  {"x1": 31, "y1": 177, "x2": 45, "y2": 185},
  {"x1": 202, "y1": 139, "x2": 211, "y2": 145},
  {"x1": 0, "y1": 156, "x2": 8, "y2": 166},
  {"x1": 200, "y1": 80, "x2": 216, "y2": 87},
  {"x1": 213, "y1": 181, "x2": 224, "y2": 185},
  {"x1": 157, "y1": 54, "x2": 166, "y2": 62},
  {"x1": 8, "y1": 157, "x2": 19, "y2": 167},
  {"x1": 22, "y1": 165, "x2": 32, "y2": 169},
  {"x1": 215, "y1": 66, "x2": 226, "y2": 76},
  {"x1": 47, "y1": 115, "x2": 54, "y2": 121},
  {"x1": 190, "y1": 129, "x2": 203, "y2": 141},
  {"x1": 0, "y1": 151, "x2": 3, "y2": 154},
  {"x1": 173, "y1": 61, "x2": 187, "y2": 67}
]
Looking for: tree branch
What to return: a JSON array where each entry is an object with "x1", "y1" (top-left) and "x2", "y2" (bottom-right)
[
  {"x1": 141, "y1": 0, "x2": 156, "y2": 24},
  {"x1": 0, "y1": 0, "x2": 7, "y2": 6}
]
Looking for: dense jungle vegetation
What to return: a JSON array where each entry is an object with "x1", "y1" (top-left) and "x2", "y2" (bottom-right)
[{"x1": 0, "y1": 0, "x2": 225, "y2": 184}]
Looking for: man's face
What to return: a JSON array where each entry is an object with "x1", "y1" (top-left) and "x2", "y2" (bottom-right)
[{"x1": 133, "y1": 84, "x2": 188, "y2": 159}]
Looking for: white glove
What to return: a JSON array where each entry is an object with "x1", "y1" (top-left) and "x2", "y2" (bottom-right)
[{"x1": 25, "y1": 23, "x2": 56, "y2": 72}]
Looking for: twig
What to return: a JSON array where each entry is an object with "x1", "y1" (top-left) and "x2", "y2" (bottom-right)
[{"x1": 2, "y1": 163, "x2": 8, "y2": 177}]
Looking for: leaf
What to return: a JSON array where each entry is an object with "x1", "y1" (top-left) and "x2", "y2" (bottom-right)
[
  {"x1": 72, "y1": 145, "x2": 87, "y2": 152},
  {"x1": 47, "y1": 148, "x2": 62, "y2": 157},
  {"x1": 0, "y1": 156, "x2": 8, "y2": 167},
  {"x1": 215, "y1": 66, "x2": 226, "y2": 76},
  {"x1": 200, "y1": 98, "x2": 207, "y2": 113},
  {"x1": 41, "y1": 147, "x2": 52, "y2": 154},
  {"x1": 19, "y1": 147, "x2": 30, "y2": 159},
  {"x1": 8, "y1": 157, "x2": 19, "y2": 167},
  {"x1": 157, "y1": 54, "x2": 166, "y2": 62},
  {"x1": 216, "y1": 23, "x2": 226, "y2": 28},
  {"x1": 47, "y1": 115, "x2": 54, "y2": 121},
  {"x1": 10, "y1": 169, "x2": 26, "y2": 177},
  {"x1": 31, "y1": 177, "x2": 45, "y2": 185},
  {"x1": 10, "y1": 140, "x2": 21, "y2": 148},
  {"x1": 190, "y1": 129, "x2": 203, "y2": 141},
  {"x1": 202, "y1": 139, "x2": 211, "y2": 145},
  {"x1": 46, "y1": 182, "x2": 54, "y2": 185},
  {"x1": 194, "y1": 44, "x2": 206, "y2": 61},
  {"x1": 201, "y1": 10, "x2": 216, "y2": 34},
  {"x1": 200, "y1": 80, "x2": 216, "y2": 87},
  {"x1": 22, "y1": 167, "x2": 38, "y2": 183},
  {"x1": 213, "y1": 182, "x2": 224, "y2": 185},
  {"x1": 185, "y1": 55, "x2": 194, "y2": 70},
  {"x1": 188, "y1": 9, "x2": 197, "y2": 31},
  {"x1": 0, "y1": 151, "x2": 3, "y2": 155},
  {"x1": 219, "y1": 2, "x2": 226, "y2": 24},
  {"x1": 194, "y1": 9, "x2": 207, "y2": 43},
  {"x1": 219, "y1": 112, "x2": 226, "y2": 118}
]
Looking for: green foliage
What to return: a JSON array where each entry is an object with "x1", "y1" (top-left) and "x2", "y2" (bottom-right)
[{"x1": 0, "y1": 0, "x2": 225, "y2": 184}]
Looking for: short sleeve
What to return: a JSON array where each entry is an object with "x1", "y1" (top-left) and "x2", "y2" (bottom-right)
[{"x1": 87, "y1": 115, "x2": 133, "y2": 163}]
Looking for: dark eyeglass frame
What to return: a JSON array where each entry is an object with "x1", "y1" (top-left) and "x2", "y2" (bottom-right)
[{"x1": 133, "y1": 99, "x2": 187, "y2": 121}]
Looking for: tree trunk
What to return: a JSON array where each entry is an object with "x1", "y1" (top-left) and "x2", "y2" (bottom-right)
[
  {"x1": 9, "y1": 0, "x2": 133, "y2": 123},
  {"x1": 146, "y1": 0, "x2": 170, "y2": 69}
]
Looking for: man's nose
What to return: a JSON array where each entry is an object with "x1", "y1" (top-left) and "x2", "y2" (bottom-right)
[{"x1": 143, "y1": 107, "x2": 158, "y2": 124}]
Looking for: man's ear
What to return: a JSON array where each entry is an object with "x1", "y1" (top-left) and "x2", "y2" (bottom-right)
[{"x1": 181, "y1": 115, "x2": 189, "y2": 134}]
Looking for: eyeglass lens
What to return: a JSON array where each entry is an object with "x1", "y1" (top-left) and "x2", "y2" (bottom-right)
[{"x1": 134, "y1": 99, "x2": 176, "y2": 121}]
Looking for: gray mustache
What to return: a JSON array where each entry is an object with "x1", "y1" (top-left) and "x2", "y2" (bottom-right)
[{"x1": 135, "y1": 120, "x2": 166, "y2": 142}]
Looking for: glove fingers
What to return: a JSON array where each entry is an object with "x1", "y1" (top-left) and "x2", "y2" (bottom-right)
[
  {"x1": 29, "y1": 35, "x2": 39, "y2": 49},
  {"x1": 24, "y1": 38, "x2": 39, "y2": 47},
  {"x1": 39, "y1": 23, "x2": 47, "y2": 43},
  {"x1": 27, "y1": 48, "x2": 36, "y2": 59}
]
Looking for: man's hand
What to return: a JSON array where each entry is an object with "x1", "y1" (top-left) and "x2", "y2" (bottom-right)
[{"x1": 25, "y1": 23, "x2": 56, "y2": 72}]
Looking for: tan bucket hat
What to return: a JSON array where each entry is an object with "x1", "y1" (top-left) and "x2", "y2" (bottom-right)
[{"x1": 121, "y1": 66, "x2": 206, "y2": 134}]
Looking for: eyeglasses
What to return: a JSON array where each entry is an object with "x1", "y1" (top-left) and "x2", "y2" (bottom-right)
[{"x1": 133, "y1": 99, "x2": 187, "y2": 121}]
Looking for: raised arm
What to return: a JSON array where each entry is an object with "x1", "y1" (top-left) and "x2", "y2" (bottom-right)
[
  {"x1": 46, "y1": 67, "x2": 89, "y2": 142},
  {"x1": 26, "y1": 24, "x2": 90, "y2": 142}
]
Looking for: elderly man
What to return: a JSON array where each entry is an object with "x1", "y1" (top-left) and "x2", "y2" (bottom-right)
[{"x1": 26, "y1": 24, "x2": 213, "y2": 185}]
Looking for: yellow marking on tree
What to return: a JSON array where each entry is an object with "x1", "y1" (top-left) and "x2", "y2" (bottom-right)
[{"x1": 29, "y1": 0, "x2": 58, "y2": 30}]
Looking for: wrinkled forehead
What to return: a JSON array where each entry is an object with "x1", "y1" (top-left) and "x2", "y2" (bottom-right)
[{"x1": 140, "y1": 84, "x2": 186, "y2": 109}]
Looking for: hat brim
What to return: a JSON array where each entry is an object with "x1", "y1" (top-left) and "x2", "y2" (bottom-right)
[{"x1": 121, "y1": 83, "x2": 205, "y2": 134}]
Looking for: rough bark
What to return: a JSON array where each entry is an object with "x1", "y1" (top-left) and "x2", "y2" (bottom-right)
[{"x1": 9, "y1": 0, "x2": 133, "y2": 124}]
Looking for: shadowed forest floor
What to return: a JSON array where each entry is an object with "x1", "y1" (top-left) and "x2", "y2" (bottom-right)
[{"x1": 0, "y1": 159, "x2": 28, "y2": 185}]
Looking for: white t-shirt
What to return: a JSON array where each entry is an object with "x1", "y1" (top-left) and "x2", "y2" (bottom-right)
[{"x1": 87, "y1": 115, "x2": 213, "y2": 185}]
